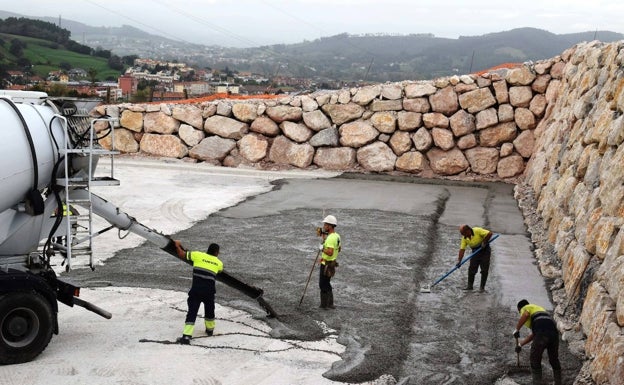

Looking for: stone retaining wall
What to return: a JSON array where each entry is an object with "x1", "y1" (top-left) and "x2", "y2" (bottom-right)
[
  {"x1": 94, "y1": 59, "x2": 562, "y2": 179},
  {"x1": 522, "y1": 41, "x2": 624, "y2": 384}
]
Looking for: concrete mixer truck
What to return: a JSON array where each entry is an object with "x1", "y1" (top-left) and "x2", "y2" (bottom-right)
[{"x1": 0, "y1": 90, "x2": 276, "y2": 365}]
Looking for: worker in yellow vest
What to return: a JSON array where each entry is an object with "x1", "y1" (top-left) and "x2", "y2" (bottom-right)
[
  {"x1": 318, "y1": 215, "x2": 341, "y2": 309},
  {"x1": 456, "y1": 224, "x2": 493, "y2": 291},
  {"x1": 173, "y1": 240, "x2": 223, "y2": 345},
  {"x1": 513, "y1": 299, "x2": 562, "y2": 385}
]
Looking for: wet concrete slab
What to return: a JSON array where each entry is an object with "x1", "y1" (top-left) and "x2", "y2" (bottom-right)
[{"x1": 67, "y1": 173, "x2": 581, "y2": 384}]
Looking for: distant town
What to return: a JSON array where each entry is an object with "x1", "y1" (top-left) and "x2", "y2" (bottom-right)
[{"x1": 4, "y1": 56, "x2": 328, "y2": 103}]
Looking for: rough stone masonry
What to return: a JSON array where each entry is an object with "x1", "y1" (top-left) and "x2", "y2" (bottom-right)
[{"x1": 93, "y1": 40, "x2": 623, "y2": 384}]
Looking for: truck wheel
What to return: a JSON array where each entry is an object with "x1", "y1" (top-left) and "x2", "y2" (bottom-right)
[{"x1": 0, "y1": 292, "x2": 54, "y2": 364}]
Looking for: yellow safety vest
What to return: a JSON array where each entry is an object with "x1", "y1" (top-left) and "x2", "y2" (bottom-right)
[
  {"x1": 460, "y1": 226, "x2": 490, "y2": 250},
  {"x1": 520, "y1": 303, "x2": 548, "y2": 329},
  {"x1": 186, "y1": 251, "x2": 223, "y2": 280},
  {"x1": 321, "y1": 232, "x2": 341, "y2": 264}
]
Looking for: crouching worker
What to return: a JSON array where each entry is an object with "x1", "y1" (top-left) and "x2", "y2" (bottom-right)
[
  {"x1": 174, "y1": 240, "x2": 223, "y2": 345},
  {"x1": 513, "y1": 299, "x2": 562, "y2": 385}
]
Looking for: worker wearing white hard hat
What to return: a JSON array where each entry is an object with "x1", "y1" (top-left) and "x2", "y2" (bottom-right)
[{"x1": 318, "y1": 214, "x2": 341, "y2": 309}]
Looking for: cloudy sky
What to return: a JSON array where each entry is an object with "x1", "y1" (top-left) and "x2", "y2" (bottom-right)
[{"x1": 3, "y1": 0, "x2": 623, "y2": 47}]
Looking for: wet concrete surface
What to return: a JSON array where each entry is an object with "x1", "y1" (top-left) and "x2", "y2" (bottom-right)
[{"x1": 66, "y1": 173, "x2": 583, "y2": 384}]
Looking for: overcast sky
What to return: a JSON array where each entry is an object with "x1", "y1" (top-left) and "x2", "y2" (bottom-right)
[{"x1": 3, "y1": 0, "x2": 623, "y2": 47}]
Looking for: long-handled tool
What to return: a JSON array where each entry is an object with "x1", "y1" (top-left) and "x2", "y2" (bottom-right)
[
  {"x1": 515, "y1": 336, "x2": 520, "y2": 367},
  {"x1": 420, "y1": 233, "x2": 499, "y2": 293},
  {"x1": 298, "y1": 249, "x2": 322, "y2": 306}
]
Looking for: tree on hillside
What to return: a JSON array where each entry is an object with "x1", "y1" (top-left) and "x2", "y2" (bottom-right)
[
  {"x1": 93, "y1": 47, "x2": 112, "y2": 59},
  {"x1": 107, "y1": 55, "x2": 124, "y2": 71},
  {"x1": 0, "y1": 17, "x2": 70, "y2": 45},
  {"x1": 0, "y1": 17, "x2": 92, "y2": 56},
  {"x1": 122, "y1": 55, "x2": 139, "y2": 66},
  {"x1": 87, "y1": 68, "x2": 98, "y2": 85},
  {"x1": 9, "y1": 38, "x2": 25, "y2": 56}
]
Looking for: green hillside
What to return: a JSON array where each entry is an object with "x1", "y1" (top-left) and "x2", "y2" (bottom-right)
[{"x1": 0, "y1": 33, "x2": 122, "y2": 81}]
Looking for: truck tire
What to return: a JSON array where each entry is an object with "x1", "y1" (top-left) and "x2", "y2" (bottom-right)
[{"x1": 0, "y1": 292, "x2": 54, "y2": 364}]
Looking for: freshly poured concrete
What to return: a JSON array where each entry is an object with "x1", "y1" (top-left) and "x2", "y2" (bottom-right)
[{"x1": 62, "y1": 159, "x2": 581, "y2": 385}]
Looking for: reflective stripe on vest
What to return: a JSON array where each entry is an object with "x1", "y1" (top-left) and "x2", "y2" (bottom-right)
[{"x1": 186, "y1": 251, "x2": 223, "y2": 275}]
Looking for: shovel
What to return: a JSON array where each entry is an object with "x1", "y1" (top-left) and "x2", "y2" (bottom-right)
[
  {"x1": 298, "y1": 249, "x2": 322, "y2": 306},
  {"x1": 420, "y1": 233, "x2": 499, "y2": 293}
]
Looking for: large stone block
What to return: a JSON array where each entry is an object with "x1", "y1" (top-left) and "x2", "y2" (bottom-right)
[
  {"x1": 314, "y1": 147, "x2": 356, "y2": 170},
  {"x1": 389, "y1": 131, "x2": 412, "y2": 155},
  {"x1": 302, "y1": 110, "x2": 332, "y2": 131},
  {"x1": 231, "y1": 103, "x2": 258, "y2": 123},
  {"x1": 429, "y1": 86, "x2": 459, "y2": 116},
  {"x1": 370, "y1": 112, "x2": 397, "y2": 134},
  {"x1": 268, "y1": 135, "x2": 314, "y2": 168},
  {"x1": 356, "y1": 142, "x2": 397, "y2": 172},
  {"x1": 266, "y1": 105, "x2": 303, "y2": 123},
  {"x1": 426, "y1": 147, "x2": 469, "y2": 175},
  {"x1": 458, "y1": 88, "x2": 497, "y2": 113},
  {"x1": 99, "y1": 128, "x2": 139, "y2": 153},
  {"x1": 411, "y1": 127, "x2": 433, "y2": 151},
  {"x1": 497, "y1": 154, "x2": 525, "y2": 178},
  {"x1": 479, "y1": 122, "x2": 518, "y2": 147},
  {"x1": 204, "y1": 115, "x2": 249, "y2": 139},
  {"x1": 238, "y1": 133, "x2": 268, "y2": 163},
  {"x1": 172, "y1": 105, "x2": 203, "y2": 128},
  {"x1": 339, "y1": 121, "x2": 379, "y2": 148},
  {"x1": 465, "y1": 147, "x2": 499, "y2": 174},
  {"x1": 321, "y1": 103, "x2": 365, "y2": 125},
  {"x1": 119, "y1": 110, "x2": 143, "y2": 132},
  {"x1": 188, "y1": 136, "x2": 235, "y2": 162},
  {"x1": 144, "y1": 111, "x2": 180, "y2": 134},
  {"x1": 140, "y1": 133, "x2": 188, "y2": 159},
  {"x1": 395, "y1": 151, "x2": 428, "y2": 173}
]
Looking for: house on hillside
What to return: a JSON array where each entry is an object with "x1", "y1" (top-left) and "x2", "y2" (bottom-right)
[
  {"x1": 213, "y1": 84, "x2": 239, "y2": 94},
  {"x1": 68, "y1": 68, "x2": 88, "y2": 79},
  {"x1": 118, "y1": 74, "x2": 138, "y2": 99},
  {"x1": 7, "y1": 71, "x2": 24, "y2": 81},
  {"x1": 173, "y1": 81, "x2": 212, "y2": 96}
]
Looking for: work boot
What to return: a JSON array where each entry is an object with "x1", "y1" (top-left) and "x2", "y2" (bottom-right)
[
  {"x1": 206, "y1": 329, "x2": 213, "y2": 336},
  {"x1": 553, "y1": 369, "x2": 562, "y2": 385},
  {"x1": 463, "y1": 272, "x2": 475, "y2": 290},
  {"x1": 327, "y1": 291, "x2": 335, "y2": 309},
  {"x1": 531, "y1": 367, "x2": 543, "y2": 385},
  {"x1": 176, "y1": 335, "x2": 191, "y2": 345},
  {"x1": 479, "y1": 271, "x2": 488, "y2": 292},
  {"x1": 320, "y1": 291, "x2": 329, "y2": 309}
]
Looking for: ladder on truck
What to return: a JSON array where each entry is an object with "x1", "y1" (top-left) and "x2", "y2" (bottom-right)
[{"x1": 55, "y1": 111, "x2": 120, "y2": 271}]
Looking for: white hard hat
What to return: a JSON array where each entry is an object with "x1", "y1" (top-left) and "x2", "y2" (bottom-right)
[{"x1": 323, "y1": 215, "x2": 337, "y2": 226}]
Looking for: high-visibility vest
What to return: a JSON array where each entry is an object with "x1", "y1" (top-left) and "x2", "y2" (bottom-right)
[
  {"x1": 460, "y1": 227, "x2": 490, "y2": 250},
  {"x1": 321, "y1": 232, "x2": 341, "y2": 264},
  {"x1": 520, "y1": 303, "x2": 556, "y2": 332},
  {"x1": 186, "y1": 251, "x2": 223, "y2": 281}
]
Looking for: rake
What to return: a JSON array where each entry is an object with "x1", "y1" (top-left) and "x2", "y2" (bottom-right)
[{"x1": 420, "y1": 233, "x2": 499, "y2": 293}]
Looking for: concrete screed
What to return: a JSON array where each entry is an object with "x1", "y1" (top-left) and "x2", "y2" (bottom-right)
[{"x1": 67, "y1": 170, "x2": 583, "y2": 385}]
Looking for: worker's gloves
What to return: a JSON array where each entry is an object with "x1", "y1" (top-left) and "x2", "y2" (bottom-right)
[
  {"x1": 513, "y1": 330, "x2": 520, "y2": 339},
  {"x1": 319, "y1": 244, "x2": 324, "y2": 251},
  {"x1": 515, "y1": 345, "x2": 522, "y2": 353}
]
